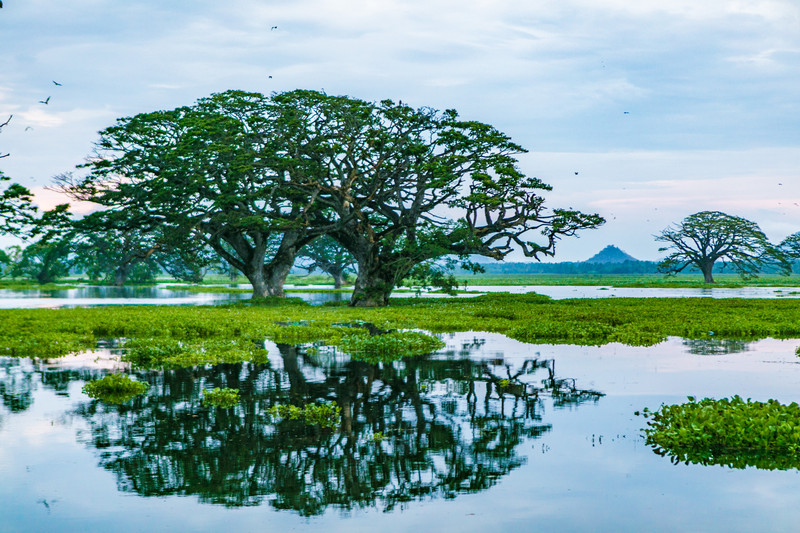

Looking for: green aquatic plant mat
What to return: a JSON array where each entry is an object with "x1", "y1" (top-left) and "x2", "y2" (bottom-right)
[
  {"x1": 82, "y1": 374, "x2": 148, "y2": 404},
  {"x1": 202, "y1": 387, "x2": 240, "y2": 408},
  {"x1": 122, "y1": 338, "x2": 269, "y2": 368},
  {"x1": 640, "y1": 396, "x2": 800, "y2": 470},
  {"x1": 4, "y1": 296, "x2": 800, "y2": 361},
  {"x1": 335, "y1": 331, "x2": 445, "y2": 362},
  {"x1": 269, "y1": 402, "x2": 341, "y2": 429}
]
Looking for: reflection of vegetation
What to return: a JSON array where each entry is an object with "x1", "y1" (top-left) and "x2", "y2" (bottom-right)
[
  {"x1": 0, "y1": 358, "x2": 35, "y2": 412},
  {"x1": 83, "y1": 374, "x2": 149, "y2": 404},
  {"x1": 268, "y1": 402, "x2": 340, "y2": 429},
  {"x1": 67, "y1": 343, "x2": 600, "y2": 514},
  {"x1": 682, "y1": 338, "x2": 750, "y2": 356},
  {"x1": 202, "y1": 387, "x2": 239, "y2": 408},
  {"x1": 5, "y1": 296, "x2": 800, "y2": 362},
  {"x1": 641, "y1": 396, "x2": 800, "y2": 470}
]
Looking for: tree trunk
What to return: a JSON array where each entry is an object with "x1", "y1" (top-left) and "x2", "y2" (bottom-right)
[
  {"x1": 700, "y1": 260, "x2": 715, "y2": 283},
  {"x1": 244, "y1": 267, "x2": 269, "y2": 298},
  {"x1": 113, "y1": 265, "x2": 130, "y2": 287},
  {"x1": 237, "y1": 231, "x2": 303, "y2": 299},
  {"x1": 349, "y1": 257, "x2": 397, "y2": 307}
]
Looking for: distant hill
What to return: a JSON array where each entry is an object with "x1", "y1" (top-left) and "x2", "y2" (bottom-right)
[{"x1": 584, "y1": 245, "x2": 639, "y2": 264}]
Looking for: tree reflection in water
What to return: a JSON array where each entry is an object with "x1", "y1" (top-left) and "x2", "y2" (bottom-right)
[
  {"x1": 682, "y1": 338, "x2": 751, "y2": 356},
  {"x1": 3, "y1": 339, "x2": 603, "y2": 516}
]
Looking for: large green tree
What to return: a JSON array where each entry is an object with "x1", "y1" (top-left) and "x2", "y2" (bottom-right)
[
  {"x1": 62, "y1": 90, "x2": 602, "y2": 303},
  {"x1": 60, "y1": 91, "x2": 324, "y2": 298},
  {"x1": 274, "y1": 91, "x2": 604, "y2": 306},
  {"x1": 656, "y1": 211, "x2": 784, "y2": 283}
]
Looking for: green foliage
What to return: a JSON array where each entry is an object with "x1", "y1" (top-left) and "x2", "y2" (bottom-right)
[
  {"x1": 123, "y1": 338, "x2": 269, "y2": 368},
  {"x1": 641, "y1": 396, "x2": 800, "y2": 470},
  {"x1": 82, "y1": 374, "x2": 149, "y2": 404},
  {"x1": 656, "y1": 211, "x2": 785, "y2": 283},
  {"x1": 202, "y1": 387, "x2": 240, "y2": 408},
  {"x1": 268, "y1": 402, "x2": 341, "y2": 429},
  {"x1": 335, "y1": 331, "x2": 445, "y2": 362}
]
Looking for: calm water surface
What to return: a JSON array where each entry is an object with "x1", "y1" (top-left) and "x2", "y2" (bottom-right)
[
  {"x1": 1, "y1": 283, "x2": 799, "y2": 308},
  {"x1": 2, "y1": 333, "x2": 800, "y2": 532}
]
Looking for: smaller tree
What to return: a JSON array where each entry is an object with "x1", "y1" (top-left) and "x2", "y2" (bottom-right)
[
  {"x1": 11, "y1": 206, "x2": 74, "y2": 284},
  {"x1": 295, "y1": 236, "x2": 356, "y2": 289},
  {"x1": 656, "y1": 211, "x2": 783, "y2": 283},
  {"x1": 779, "y1": 232, "x2": 800, "y2": 273}
]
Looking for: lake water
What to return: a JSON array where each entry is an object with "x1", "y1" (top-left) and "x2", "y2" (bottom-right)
[
  {"x1": 0, "y1": 283, "x2": 799, "y2": 308},
  {"x1": 2, "y1": 333, "x2": 800, "y2": 532}
]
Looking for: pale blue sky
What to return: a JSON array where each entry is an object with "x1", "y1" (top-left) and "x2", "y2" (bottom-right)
[{"x1": 1, "y1": 0, "x2": 798, "y2": 260}]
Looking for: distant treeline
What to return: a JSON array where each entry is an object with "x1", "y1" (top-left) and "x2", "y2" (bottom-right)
[
  {"x1": 462, "y1": 260, "x2": 660, "y2": 275},
  {"x1": 460, "y1": 260, "x2": 800, "y2": 276}
]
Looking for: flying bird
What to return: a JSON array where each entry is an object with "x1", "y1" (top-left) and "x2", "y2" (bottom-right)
[
  {"x1": 574, "y1": 172, "x2": 579, "y2": 175},
  {"x1": 268, "y1": 75, "x2": 273, "y2": 79},
  {"x1": 25, "y1": 126, "x2": 32, "y2": 131},
  {"x1": 271, "y1": 25, "x2": 278, "y2": 30},
  {"x1": 39, "y1": 96, "x2": 50, "y2": 104},
  {"x1": 52, "y1": 80, "x2": 62, "y2": 86},
  {"x1": 623, "y1": 111, "x2": 630, "y2": 114}
]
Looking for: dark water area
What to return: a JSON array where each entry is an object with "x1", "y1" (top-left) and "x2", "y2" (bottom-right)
[{"x1": 3, "y1": 333, "x2": 800, "y2": 532}]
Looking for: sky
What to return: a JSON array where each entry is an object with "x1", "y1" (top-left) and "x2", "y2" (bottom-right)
[{"x1": 1, "y1": 0, "x2": 798, "y2": 261}]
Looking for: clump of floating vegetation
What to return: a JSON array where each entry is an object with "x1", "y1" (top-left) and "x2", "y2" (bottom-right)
[
  {"x1": 335, "y1": 331, "x2": 445, "y2": 362},
  {"x1": 122, "y1": 338, "x2": 269, "y2": 368},
  {"x1": 640, "y1": 396, "x2": 800, "y2": 470},
  {"x1": 268, "y1": 402, "x2": 341, "y2": 429},
  {"x1": 82, "y1": 374, "x2": 149, "y2": 404},
  {"x1": 202, "y1": 387, "x2": 240, "y2": 408}
]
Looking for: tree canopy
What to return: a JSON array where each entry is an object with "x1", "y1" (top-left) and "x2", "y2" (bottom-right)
[
  {"x1": 274, "y1": 90, "x2": 604, "y2": 305},
  {"x1": 656, "y1": 211, "x2": 784, "y2": 283}
]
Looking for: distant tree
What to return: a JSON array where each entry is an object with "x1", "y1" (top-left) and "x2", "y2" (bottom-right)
[
  {"x1": 296, "y1": 236, "x2": 356, "y2": 289},
  {"x1": 11, "y1": 206, "x2": 74, "y2": 284},
  {"x1": 779, "y1": 232, "x2": 800, "y2": 271},
  {"x1": 656, "y1": 211, "x2": 784, "y2": 283},
  {"x1": 154, "y1": 240, "x2": 215, "y2": 284},
  {"x1": 71, "y1": 215, "x2": 161, "y2": 286}
]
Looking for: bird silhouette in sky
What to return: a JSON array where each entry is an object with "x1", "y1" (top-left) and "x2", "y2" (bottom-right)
[
  {"x1": 25, "y1": 126, "x2": 32, "y2": 131},
  {"x1": 39, "y1": 96, "x2": 50, "y2": 104},
  {"x1": 268, "y1": 75, "x2": 273, "y2": 79},
  {"x1": 271, "y1": 26, "x2": 278, "y2": 30},
  {"x1": 52, "y1": 80, "x2": 62, "y2": 86},
  {"x1": 623, "y1": 111, "x2": 630, "y2": 114}
]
